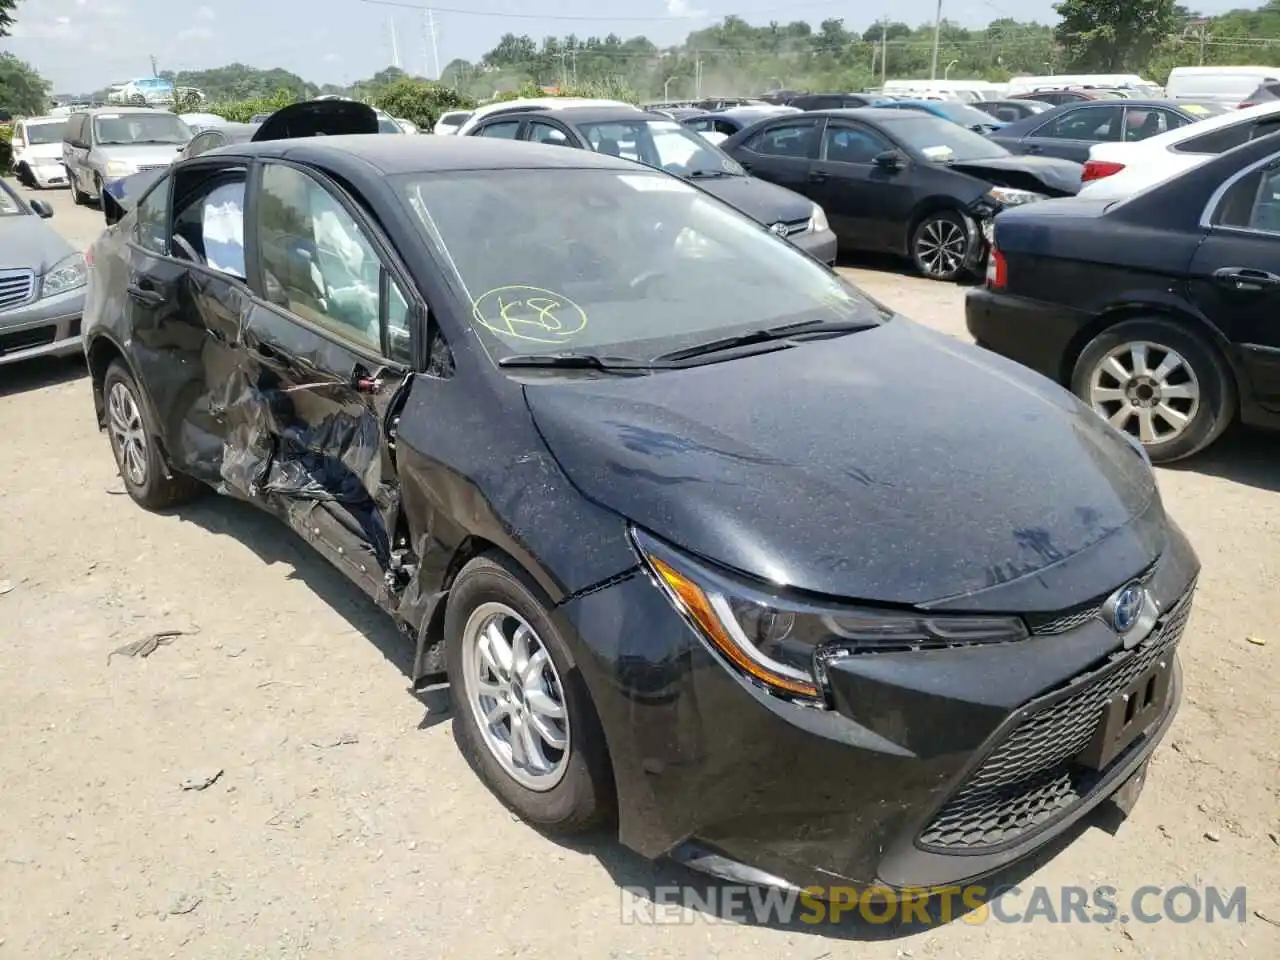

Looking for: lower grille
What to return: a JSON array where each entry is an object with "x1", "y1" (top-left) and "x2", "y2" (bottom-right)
[
  {"x1": 0, "y1": 269, "x2": 36, "y2": 312},
  {"x1": 0, "y1": 324, "x2": 56, "y2": 356},
  {"x1": 918, "y1": 585, "x2": 1194, "y2": 852}
]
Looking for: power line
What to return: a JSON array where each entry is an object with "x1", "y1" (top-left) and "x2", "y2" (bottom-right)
[{"x1": 359, "y1": 0, "x2": 851, "y2": 22}]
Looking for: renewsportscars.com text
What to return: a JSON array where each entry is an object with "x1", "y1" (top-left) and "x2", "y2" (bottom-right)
[{"x1": 620, "y1": 884, "x2": 1249, "y2": 927}]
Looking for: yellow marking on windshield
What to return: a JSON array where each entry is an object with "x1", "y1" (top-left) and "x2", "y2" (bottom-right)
[{"x1": 473, "y1": 285, "x2": 589, "y2": 344}]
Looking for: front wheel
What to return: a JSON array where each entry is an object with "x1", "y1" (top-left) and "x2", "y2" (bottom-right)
[
  {"x1": 102, "y1": 361, "x2": 205, "y2": 510},
  {"x1": 1071, "y1": 318, "x2": 1236, "y2": 463},
  {"x1": 70, "y1": 171, "x2": 89, "y2": 205},
  {"x1": 445, "y1": 554, "x2": 614, "y2": 832},
  {"x1": 910, "y1": 210, "x2": 973, "y2": 282}
]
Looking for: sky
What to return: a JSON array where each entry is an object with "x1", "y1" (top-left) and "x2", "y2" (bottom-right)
[{"x1": 0, "y1": 0, "x2": 1252, "y2": 94}]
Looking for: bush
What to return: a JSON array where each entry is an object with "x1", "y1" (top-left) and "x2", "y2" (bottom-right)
[
  {"x1": 0, "y1": 125, "x2": 12, "y2": 175},
  {"x1": 202, "y1": 89, "x2": 299, "y2": 123},
  {"x1": 372, "y1": 77, "x2": 476, "y2": 128}
]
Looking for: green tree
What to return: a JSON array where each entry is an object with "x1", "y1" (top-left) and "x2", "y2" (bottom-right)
[
  {"x1": 372, "y1": 77, "x2": 476, "y2": 127},
  {"x1": 1054, "y1": 0, "x2": 1179, "y2": 71},
  {"x1": 0, "y1": 52, "x2": 50, "y2": 115},
  {"x1": 0, "y1": 0, "x2": 16, "y2": 38}
]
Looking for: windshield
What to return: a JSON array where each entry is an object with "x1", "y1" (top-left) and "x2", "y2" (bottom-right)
[
  {"x1": 93, "y1": 112, "x2": 191, "y2": 145},
  {"x1": 440, "y1": 112, "x2": 470, "y2": 126},
  {"x1": 921, "y1": 101, "x2": 1002, "y2": 127},
  {"x1": 397, "y1": 168, "x2": 880, "y2": 362},
  {"x1": 26, "y1": 121, "x2": 68, "y2": 144},
  {"x1": 377, "y1": 112, "x2": 403, "y2": 134},
  {"x1": 577, "y1": 119, "x2": 745, "y2": 176},
  {"x1": 0, "y1": 182, "x2": 22, "y2": 216},
  {"x1": 888, "y1": 116, "x2": 1010, "y2": 162}
]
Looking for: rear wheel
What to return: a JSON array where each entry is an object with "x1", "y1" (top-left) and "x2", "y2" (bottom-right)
[
  {"x1": 910, "y1": 210, "x2": 972, "y2": 282},
  {"x1": 15, "y1": 163, "x2": 34, "y2": 188},
  {"x1": 1071, "y1": 318, "x2": 1235, "y2": 463},
  {"x1": 70, "y1": 171, "x2": 89, "y2": 205},
  {"x1": 445, "y1": 554, "x2": 613, "y2": 832},
  {"x1": 102, "y1": 361, "x2": 205, "y2": 510}
]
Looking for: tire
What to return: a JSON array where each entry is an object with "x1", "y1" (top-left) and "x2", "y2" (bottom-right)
[
  {"x1": 15, "y1": 163, "x2": 33, "y2": 188},
  {"x1": 70, "y1": 172, "x2": 89, "y2": 206},
  {"x1": 1070, "y1": 318, "x2": 1236, "y2": 463},
  {"x1": 102, "y1": 361, "x2": 205, "y2": 510},
  {"x1": 92, "y1": 174, "x2": 104, "y2": 207},
  {"x1": 910, "y1": 209, "x2": 973, "y2": 282},
  {"x1": 445, "y1": 554, "x2": 613, "y2": 832}
]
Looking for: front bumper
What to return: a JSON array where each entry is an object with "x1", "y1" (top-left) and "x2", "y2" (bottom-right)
[
  {"x1": 559, "y1": 521, "x2": 1198, "y2": 893},
  {"x1": 790, "y1": 227, "x2": 838, "y2": 267},
  {"x1": 0, "y1": 286, "x2": 86, "y2": 366},
  {"x1": 28, "y1": 163, "x2": 69, "y2": 188},
  {"x1": 966, "y1": 285, "x2": 1095, "y2": 384}
]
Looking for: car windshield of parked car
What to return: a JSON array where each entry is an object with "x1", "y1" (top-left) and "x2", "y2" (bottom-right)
[
  {"x1": 889, "y1": 116, "x2": 1010, "y2": 161},
  {"x1": 0, "y1": 183, "x2": 22, "y2": 216},
  {"x1": 376, "y1": 112, "x2": 404, "y2": 134},
  {"x1": 398, "y1": 168, "x2": 881, "y2": 362},
  {"x1": 923, "y1": 101, "x2": 1002, "y2": 127},
  {"x1": 577, "y1": 119, "x2": 745, "y2": 176},
  {"x1": 26, "y1": 121, "x2": 68, "y2": 144},
  {"x1": 93, "y1": 112, "x2": 192, "y2": 145}
]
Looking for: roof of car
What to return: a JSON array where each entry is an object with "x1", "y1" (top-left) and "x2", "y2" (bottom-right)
[
  {"x1": 75, "y1": 106, "x2": 163, "y2": 115},
  {"x1": 206, "y1": 134, "x2": 649, "y2": 173},
  {"x1": 509, "y1": 106, "x2": 668, "y2": 125}
]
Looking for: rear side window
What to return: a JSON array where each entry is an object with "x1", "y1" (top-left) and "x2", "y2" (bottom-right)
[
  {"x1": 1033, "y1": 105, "x2": 1124, "y2": 142},
  {"x1": 1176, "y1": 117, "x2": 1280, "y2": 155},
  {"x1": 744, "y1": 122, "x2": 819, "y2": 158},
  {"x1": 1211, "y1": 157, "x2": 1280, "y2": 233},
  {"x1": 477, "y1": 121, "x2": 520, "y2": 139}
]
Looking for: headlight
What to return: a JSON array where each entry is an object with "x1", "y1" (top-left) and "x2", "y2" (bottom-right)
[
  {"x1": 986, "y1": 186, "x2": 1046, "y2": 207},
  {"x1": 105, "y1": 160, "x2": 135, "y2": 177},
  {"x1": 633, "y1": 529, "x2": 1029, "y2": 703},
  {"x1": 809, "y1": 204, "x2": 830, "y2": 233},
  {"x1": 41, "y1": 253, "x2": 88, "y2": 298}
]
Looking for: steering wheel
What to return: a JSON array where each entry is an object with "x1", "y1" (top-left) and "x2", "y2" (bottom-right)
[
  {"x1": 628, "y1": 269, "x2": 668, "y2": 294},
  {"x1": 172, "y1": 234, "x2": 205, "y2": 265}
]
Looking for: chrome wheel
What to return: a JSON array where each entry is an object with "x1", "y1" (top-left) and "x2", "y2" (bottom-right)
[
  {"x1": 107, "y1": 381, "x2": 148, "y2": 486},
  {"x1": 916, "y1": 217, "x2": 967, "y2": 278},
  {"x1": 1088, "y1": 341, "x2": 1202, "y2": 445},
  {"x1": 460, "y1": 602, "x2": 570, "y2": 792}
]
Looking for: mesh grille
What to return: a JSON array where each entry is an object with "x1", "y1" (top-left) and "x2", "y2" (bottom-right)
[
  {"x1": 918, "y1": 585, "x2": 1194, "y2": 851},
  {"x1": 0, "y1": 269, "x2": 36, "y2": 312}
]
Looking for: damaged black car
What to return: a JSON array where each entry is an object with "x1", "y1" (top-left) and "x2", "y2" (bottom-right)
[
  {"x1": 83, "y1": 134, "x2": 1197, "y2": 895},
  {"x1": 718, "y1": 107, "x2": 1082, "y2": 281}
]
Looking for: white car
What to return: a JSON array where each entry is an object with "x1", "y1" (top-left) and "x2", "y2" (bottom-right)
[
  {"x1": 1079, "y1": 100, "x2": 1280, "y2": 199},
  {"x1": 455, "y1": 98, "x2": 642, "y2": 137},
  {"x1": 9, "y1": 116, "x2": 71, "y2": 189},
  {"x1": 433, "y1": 110, "x2": 472, "y2": 135}
]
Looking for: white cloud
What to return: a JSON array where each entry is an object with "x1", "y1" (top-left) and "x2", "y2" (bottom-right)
[
  {"x1": 195, "y1": 5, "x2": 216, "y2": 21},
  {"x1": 665, "y1": 0, "x2": 706, "y2": 17}
]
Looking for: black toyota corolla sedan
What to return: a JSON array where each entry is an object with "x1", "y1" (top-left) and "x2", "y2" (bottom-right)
[{"x1": 83, "y1": 136, "x2": 1198, "y2": 894}]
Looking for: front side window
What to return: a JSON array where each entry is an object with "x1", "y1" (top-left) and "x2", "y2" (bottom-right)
[
  {"x1": 256, "y1": 164, "x2": 382, "y2": 350},
  {"x1": 1212, "y1": 157, "x2": 1280, "y2": 233},
  {"x1": 135, "y1": 176, "x2": 170, "y2": 253},
  {"x1": 822, "y1": 124, "x2": 892, "y2": 164},
  {"x1": 170, "y1": 177, "x2": 247, "y2": 277},
  {"x1": 528, "y1": 121, "x2": 570, "y2": 145},
  {"x1": 477, "y1": 121, "x2": 520, "y2": 139},
  {"x1": 397, "y1": 168, "x2": 882, "y2": 363},
  {"x1": 93, "y1": 112, "x2": 191, "y2": 146},
  {"x1": 1034, "y1": 105, "x2": 1124, "y2": 142},
  {"x1": 1122, "y1": 108, "x2": 1175, "y2": 141}
]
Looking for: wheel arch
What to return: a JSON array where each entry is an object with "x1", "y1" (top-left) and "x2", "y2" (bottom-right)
[{"x1": 903, "y1": 196, "x2": 972, "y2": 254}]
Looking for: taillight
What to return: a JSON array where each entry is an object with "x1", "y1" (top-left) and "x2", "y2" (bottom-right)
[
  {"x1": 1239, "y1": 102, "x2": 1256, "y2": 109},
  {"x1": 987, "y1": 247, "x2": 1007, "y2": 289},
  {"x1": 1083, "y1": 160, "x2": 1126, "y2": 182}
]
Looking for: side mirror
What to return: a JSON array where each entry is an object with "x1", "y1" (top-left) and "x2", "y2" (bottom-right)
[
  {"x1": 873, "y1": 150, "x2": 904, "y2": 171},
  {"x1": 30, "y1": 199, "x2": 54, "y2": 219}
]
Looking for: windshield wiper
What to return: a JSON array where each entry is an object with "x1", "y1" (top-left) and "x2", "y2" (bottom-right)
[
  {"x1": 654, "y1": 317, "x2": 877, "y2": 363},
  {"x1": 687, "y1": 168, "x2": 732, "y2": 179},
  {"x1": 497, "y1": 352, "x2": 659, "y2": 373}
]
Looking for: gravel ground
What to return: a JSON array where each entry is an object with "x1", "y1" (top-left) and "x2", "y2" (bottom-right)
[{"x1": 0, "y1": 182, "x2": 1276, "y2": 959}]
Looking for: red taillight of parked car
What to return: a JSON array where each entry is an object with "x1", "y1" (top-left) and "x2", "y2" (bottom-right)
[
  {"x1": 1082, "y1": 160, "x2": 1126, "y2": 182},
  {"x1": 986, "y1": 247, "x2": 1007, "y2": 289},
  {"x1": 1239, "y1": 102, "x2": 1257, "y2": 109}
]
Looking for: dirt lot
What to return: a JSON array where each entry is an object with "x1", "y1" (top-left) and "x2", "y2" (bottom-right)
[{"x1": 1, "y1": 182, "x2": 1276, "y2": 959}]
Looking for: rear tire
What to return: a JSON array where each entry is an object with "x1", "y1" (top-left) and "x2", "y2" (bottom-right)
[
  {"x1": 71, "y1": 172, "x2": 89, "y2": 206},
  {"x1": 445, "y1": 554, "x2": 613, "y2": 833},
  {"x1": 1070, "y1": 318, "x2": 1235, "y2": 463},
  {"x1": 910, "y1": 210, "x2": 973, "y2": 282},
  {"x1": 16, "y1": 163, "x2": 34, "y2": 188},
  {"x1": 102, "y1": 361, "x2": 205, "y2": 510}
]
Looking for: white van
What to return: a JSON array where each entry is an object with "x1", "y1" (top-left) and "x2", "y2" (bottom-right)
[
  {"x1": 1006, "y1": 74, "x2": 1160, "y2": 97},
  {"x1": 1165, "y1": 66, "x2": 1280, "y2": 106}
]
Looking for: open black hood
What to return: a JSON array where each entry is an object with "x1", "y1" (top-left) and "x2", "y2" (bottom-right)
[
  {"x1": 948, "y1": 155, "x2": 1083, "y2": 197},
  {"x1": 103, "y1": 100, "x2": 381, "y2": 225}
]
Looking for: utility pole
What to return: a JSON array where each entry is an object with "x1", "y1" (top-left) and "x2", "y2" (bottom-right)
[
  {"x1": 423, "y1": 8, "x2": 440, "y2": 79},
  {"x1": 149, "y1": 54, "x2": 159, "y2": 76},
  {"x1": 881, "y1": 20, "x2": 888, "y2": 84},
  {"x1": 929, "y1": 0, "x2": 943, "y2": 80},
  {"x1": 389, "y1": 15, "x2": 401, "y2": 69}
]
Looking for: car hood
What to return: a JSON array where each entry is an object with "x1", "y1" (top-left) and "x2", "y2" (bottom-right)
[
  {"x1": 692, "y1": 174, "x2": 814, "y2": 225},
  {"x1": 0, "y1": 215, "x2": 77, "y2": 272},
  {"x1": 525, "y1": 319, "x2": 1163, "y2": 611},
  {"x1": 15, "y1": 143, "x2": 63, "y2": 162},
  {"x1": 96, "y1": 144, "x2": 186, "y2": 166},
  {"x1": 947, "y1": 155, "x2": 1082, "y2": 197}
]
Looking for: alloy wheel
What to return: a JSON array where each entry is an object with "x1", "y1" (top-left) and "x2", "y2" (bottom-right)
[
  {"x1": 1087, "y1": 340, "x2": 1201, "y2": 445},
  {"x1": 916, "y1": 217, "x2": 967, "y2": 278},
  {"x1": 107, "y1": 381, "x2": 149, "y2": 487},
  {"x1": 460, "y1": 602, "x2": 570, "y2": 792}
]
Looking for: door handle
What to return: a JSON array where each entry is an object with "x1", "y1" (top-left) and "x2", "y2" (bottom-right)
[
  {"x1": 1213, "y1": 266, "x2": 1280, "y2": 291},
  {"x1": 125, "y1": 283, "x2": 165, "y2": 306},
  {"x1": 808, "y1": 171, "x2": 827, "y2": 183},
  {"x1": 1025, "y1": 144, "x2": 1042, "y2": 154}
]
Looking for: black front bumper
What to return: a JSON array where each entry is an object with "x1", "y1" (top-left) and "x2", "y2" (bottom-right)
[
  {"x1": 557, "y1": 523, "x2": 1198, "y2": 893},
  {"x1": 965, "y1": 286, "x2": 1096, "y2": 384}
]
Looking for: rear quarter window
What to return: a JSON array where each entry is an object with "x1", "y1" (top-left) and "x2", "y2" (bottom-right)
[{"x1": 1174, "y1": 118, "x2": 1280, "y2": 155}]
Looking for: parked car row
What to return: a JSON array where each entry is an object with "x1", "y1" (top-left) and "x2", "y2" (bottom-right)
[{"x1": 79, "y1": 124, "x2": 1202, "y2": 902}]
